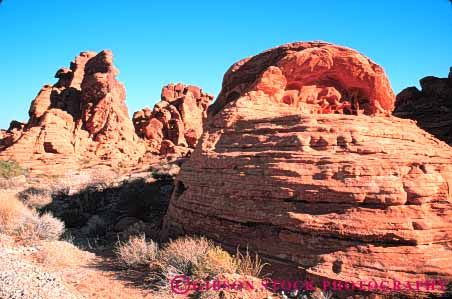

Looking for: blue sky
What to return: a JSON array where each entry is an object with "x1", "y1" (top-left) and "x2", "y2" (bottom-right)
[{"x1": 0, "y1": 0, "x2": 451, "y2": 129}]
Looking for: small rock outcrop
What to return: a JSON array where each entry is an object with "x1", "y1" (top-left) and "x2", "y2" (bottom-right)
[
  {"x1": 394, "y1": 67, "x2": 452, "y2": 145},
  {"x1": 163, "y1": 42, "x2": 452, "y2": 297},
  {"x1": 133, "y1": 83, "x2": 213, "y2": 156},
  {"x1": 0, "y1": 50, "x2": 146, "y2": 174}
]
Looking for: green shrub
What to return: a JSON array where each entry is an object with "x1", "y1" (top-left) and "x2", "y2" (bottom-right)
[
  {"x1": 0, "y1": 160, "x2": 26, "y2": 179},
  {"x1": 193, "y1": 245, "x2": 238, "y2": 279}
]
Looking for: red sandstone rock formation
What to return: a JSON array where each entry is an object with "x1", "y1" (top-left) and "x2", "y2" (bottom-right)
[
  {"x1": 133, "y1": 83, "x2": 213, "y2": 156},
  {"x1": 163, "y1": 42, "x2": 452, "y2": 297},
  {"x1": 0, "y1": 50, "x2": 145, "y2": 174},
  {"x1": 394, "y1": 67, "x2": 452, "y2": 145},
  {"x1": 209, "y1": 41, "x2": 395, "y2": 117}
]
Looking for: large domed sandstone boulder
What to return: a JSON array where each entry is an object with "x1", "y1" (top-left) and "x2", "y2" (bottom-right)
[
  {"x1": 394, "y1": 67, "x2": 452, "y2": 146},
  {"x1": 133, "y1": 83, "x2": 213, "y2": 156},
  {"x1": 0, "y1": 50, "x2": 146, "y2": 174},
  {"x1": 163, "y1": 42, "x2": 452, "y2": 296}
]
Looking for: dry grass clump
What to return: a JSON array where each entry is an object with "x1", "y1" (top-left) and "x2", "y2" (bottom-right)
[
  {"x1": 147, "y1": 236, "x2": 218, "y2": 292},
  {"x1": 0, "y1": 195, "x2": 34, "y2": 235},
  {"x1": 32, "y1": 240, "x2": 95, "y2": 267},
  {"x1": 0, "y1": 195, "x2": 65, "y2": 243},
  {"x1": 233, "y1": 248, "x2": 268, "y2": 277},
  {"x1": 158, "y1": 236, "x2": 212, "y2": 277},
  {"x1": 24, "y1": 212, "x2": 65, "y2": 241},
  {"x1": 115, "y1": 234, "x2": 159, "y2": 268}
]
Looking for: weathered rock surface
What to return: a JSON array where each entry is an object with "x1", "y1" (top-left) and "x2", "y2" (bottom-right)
[
  {"x1": 0, "y1": 50, "x2": 146, "y2": 174},
  {"x1": 163, "y1": 42, "x2": 452, "y2": 297},
  {"x1": 394, "y1": 67, "x2": 452, "y2": 146},
  {"x1": 208, "y1": 41, "x2": 395, "y2": 117},
  {"x1": 133, "y1": 83, "x2": 213, "y2": 156}
]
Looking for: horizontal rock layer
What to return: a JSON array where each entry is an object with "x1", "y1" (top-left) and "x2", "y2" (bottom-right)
[{"x1": 163, "y1": 42, "x2": 452, "y2": 297}]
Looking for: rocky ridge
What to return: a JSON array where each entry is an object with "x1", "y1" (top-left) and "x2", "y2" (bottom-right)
[
  {"x1": 0, "y1": 52, "x2": 211, "y2": 174},
  {"x1": 394, "y1": 67, "x2": 452, "y2": 145}
]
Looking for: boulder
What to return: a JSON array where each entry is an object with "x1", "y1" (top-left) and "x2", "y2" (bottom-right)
[{"x1": 163, "y1": 42, "x2": 452, "y2": 297}]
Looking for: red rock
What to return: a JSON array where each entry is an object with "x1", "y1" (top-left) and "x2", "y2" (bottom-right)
[
  {"x1": 159, "y1": 140, "x2": 176, "y2": 155},
  {"x1": 394, "y1": 67, "x2": 452, "y2": 146},
  {"x1": 163, "y1": 42, "x2": 452, "y2": 297},
  {"x1": 209, "y1": 41, "x2": 395, "y2": 117},
  {"x1": 133, "y1": 83, "x2": 213, "y2": 154},
  {"x1": 0, "y1": 50, "x2": 145, "y2": 174}
]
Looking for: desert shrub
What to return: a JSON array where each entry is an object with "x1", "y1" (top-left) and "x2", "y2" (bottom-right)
[
  {"x1": 146, "y1": 236, "x2": 268, "y2": 294},
  {"x1": 193, "y1": 245, "x2": 238, "y2": 279},
  {"x1": 158, "y1": 236, "x2": 212, "y2": 277},
  {"x1": 233, "y1": 247, "x2": 268, "y2": 277},
  {"x1": 0, "y1": 160, "x2": 26, "y2": 179},
  {"x1": 150, "y1": 236, "x2": 239, "y2": 294},
  {"x1": 0, "y1": 196, "x2": 64, "y2": 242},
  {"x1": 18, "y1": 187, "x2": 52, "y2": 209},
  {"x1": 115, "y1": 234, "x2": 159, "y2": 268},
  {"x1": 25, "y1": 212, "x2": 65, "y2": 241}
]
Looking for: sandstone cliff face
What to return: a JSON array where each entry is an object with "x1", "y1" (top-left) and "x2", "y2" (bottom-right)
[
  {"x1": 163, "y1": 42, "x2": 452, "y2": 296},
  {"x1": 0, "y1": 50, "x2": 146, "y2": 174},
  {"x1": 133, "y1": 83, "x2": 213, "y2": 156},
  {"x1": 394, "y1": 67, "x2": 452, "y2": 146}
]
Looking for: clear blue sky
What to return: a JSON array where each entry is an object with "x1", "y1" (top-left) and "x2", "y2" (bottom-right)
[{"x1": 0, "y1": 0, "x2": 451, "y2": 129}]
